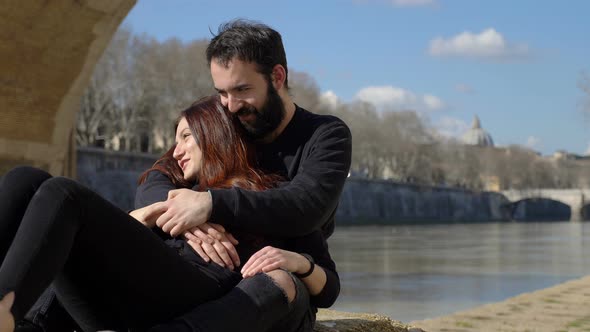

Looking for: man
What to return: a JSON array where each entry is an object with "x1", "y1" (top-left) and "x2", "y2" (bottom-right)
[{"x1": 139, "y1": 20, "x2": 352, "y2": 331}]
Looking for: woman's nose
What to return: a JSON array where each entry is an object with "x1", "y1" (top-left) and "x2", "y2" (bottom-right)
[{"x1": 173, "y1": 144, "x2": 183, "y2": 159}]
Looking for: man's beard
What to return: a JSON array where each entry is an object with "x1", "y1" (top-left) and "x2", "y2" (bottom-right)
[{"x1": 235, "y1": 82, "x2": 285, "y2": 140}]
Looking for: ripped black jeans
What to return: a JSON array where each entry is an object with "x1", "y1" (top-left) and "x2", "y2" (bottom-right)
[{"x1": 0, "y1": 167, "x2": 314, "y2": 332}]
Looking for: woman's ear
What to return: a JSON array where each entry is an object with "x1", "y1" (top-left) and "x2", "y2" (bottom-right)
[{"x1": 271, "y1": 64, "x2": 286, "y2": 91}]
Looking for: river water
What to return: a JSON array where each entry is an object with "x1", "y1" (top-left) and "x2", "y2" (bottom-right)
[{"x1": 327, "y1": 222, "x2": 590, "y2": 322}]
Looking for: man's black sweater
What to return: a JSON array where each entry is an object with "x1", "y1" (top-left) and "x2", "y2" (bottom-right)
[{"x1": 208, "y1": 105, "x2": 352, "y2": 238}]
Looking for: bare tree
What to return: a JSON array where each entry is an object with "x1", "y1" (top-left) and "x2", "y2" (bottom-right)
[
  {"x1": 78, "y1": 26, "x2": 214, "y2": 153},
  {"x1": 77, "y1": 26, "x2": 135, "y2": 147},
  {"x1": 289, "y1": 70, "x2": 321, "y2": 112}
]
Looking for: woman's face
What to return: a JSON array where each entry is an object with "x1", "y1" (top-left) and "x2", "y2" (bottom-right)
[{"x1": 173, "y1": 117, "x2": 202, "y2": 182}]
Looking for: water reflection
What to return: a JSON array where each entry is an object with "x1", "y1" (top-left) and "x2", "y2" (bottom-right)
[{"x1": 327, "y1": 222, "x2": 590, "y2": 322}]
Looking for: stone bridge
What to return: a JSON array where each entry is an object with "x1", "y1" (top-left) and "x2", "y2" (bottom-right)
[
  {"x1": 502, "y1": 189, "x2": 590, "y2": 221},
  {"x1": 0, "y1": 0, "x2": 136, "y2": 176}
]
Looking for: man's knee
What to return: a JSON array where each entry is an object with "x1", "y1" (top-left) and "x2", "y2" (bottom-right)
[{"x1": 264, "y1": 270, "x2": 296, "y2": 303}]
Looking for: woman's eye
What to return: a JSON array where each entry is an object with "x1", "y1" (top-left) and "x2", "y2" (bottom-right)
[{"x1": 183, "y1": 133, "x2": 191, "y2": 139}]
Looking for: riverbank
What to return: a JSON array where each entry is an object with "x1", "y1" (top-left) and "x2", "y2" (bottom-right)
[
  {"x1": 315, "y1": 309, "x2": 424, "y2": 332},
  {"x1": 411, "y1": 274, "x2": 590, "y2": 331}
]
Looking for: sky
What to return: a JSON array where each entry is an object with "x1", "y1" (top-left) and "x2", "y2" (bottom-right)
[{"x1": 122, "y1": 0, "x2": 590, "y2": 156}]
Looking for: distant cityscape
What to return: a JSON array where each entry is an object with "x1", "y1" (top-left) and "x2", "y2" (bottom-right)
[{"x1": 75, "y1": 27, "x2": 590, "y2": 193}]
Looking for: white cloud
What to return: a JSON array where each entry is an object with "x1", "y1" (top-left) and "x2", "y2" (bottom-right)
[
  {"x1": 428, "y1": 28, "x2": 531, "y2": 61},
  {"x1": 585, "y1": 142, "x2": 590, "y2": 155},
  {"x1": 435, "y1": 116, "x2": 470, "y2": 138},
  {"x1": 525, "y1": 136, "x2": 541, "y2": 149},
  {"x1": 319, "y1": 90, "x2": 340, "y2": 109},
  {"x1": 455, "y1": 83, "x2": 475, "y2": 94},
  {"x1": 354, "y1": 85, "x2": 445, "y2": 112}
]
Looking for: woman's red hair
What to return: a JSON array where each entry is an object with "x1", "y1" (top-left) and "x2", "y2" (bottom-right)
[{"x1": 139, "y1": 95, "x2": 279, "y2": 191}]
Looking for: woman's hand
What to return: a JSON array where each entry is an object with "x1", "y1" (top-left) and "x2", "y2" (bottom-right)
[
  {"x1": 240, "y1": 246, "x2": 309, "y2": 278},
  {"x1": 184, "y1": 223, "x2": 240, "y2": 270},
  {"x1": 0, "y1": 292, "x2": 15, "y2": 332},
  {"x1": 129, "y1": 202, "x2": 168, "y2": 228}
]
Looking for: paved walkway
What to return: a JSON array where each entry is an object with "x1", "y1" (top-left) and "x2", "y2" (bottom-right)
[{"x1": 411, "y1": 275, "x2": 590, "y2": 332}]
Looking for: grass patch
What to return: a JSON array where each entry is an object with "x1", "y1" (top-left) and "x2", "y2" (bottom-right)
[
  {"x1": 543, "y1": 297, "x2": 562, "y2": 304},
  {"x1": 455, "y1": 321, "x2": 474, "y2": 328},
  {"x1": 567, "y1": 316, "x2": 590, "y2": 328}
]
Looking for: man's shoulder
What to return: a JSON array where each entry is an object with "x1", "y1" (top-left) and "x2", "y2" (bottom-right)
[{"x1": 297, "y1": 106, "x2": 349, "y2": 132}]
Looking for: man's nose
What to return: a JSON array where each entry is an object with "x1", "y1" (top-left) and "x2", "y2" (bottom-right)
[{"x1": 226, "y1": 95, "x2": 243, "y2": 113}]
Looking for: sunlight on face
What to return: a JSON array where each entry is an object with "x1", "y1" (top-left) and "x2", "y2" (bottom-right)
[{"x1": 173, "y1": 117, "x2": 202, "y2": 182}]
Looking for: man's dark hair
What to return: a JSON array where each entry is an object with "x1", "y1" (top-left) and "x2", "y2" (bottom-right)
[{"x1": 206, "y1": 19, "x2": 289, "y2": 89}]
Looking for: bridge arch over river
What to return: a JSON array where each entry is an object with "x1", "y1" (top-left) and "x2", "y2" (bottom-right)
[
  {"x1": 502, "y1": 189, "x2": 590, "y2": 221},
  {"x1": 0, "y1": 0, "x2": 136, "y2": 177}
]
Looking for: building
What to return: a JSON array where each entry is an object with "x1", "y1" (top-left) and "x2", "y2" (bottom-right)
[{"x1": 462, "y1": 116, "x2": 494, "y2": 147}]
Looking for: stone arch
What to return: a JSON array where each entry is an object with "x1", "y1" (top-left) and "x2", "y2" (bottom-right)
[
  {"x1": 509, "y1": 198, "x2": 571, "y2": 222},
  {"x1": 0, "y1": 0, "x2": 136, "y2": 177},
  {"x1": 581, "y1": 203, "x2": 590, "y2": 221}
]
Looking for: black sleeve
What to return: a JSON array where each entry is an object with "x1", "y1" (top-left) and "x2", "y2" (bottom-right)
[
  {"x1": 209, "y1": 121, "x2": 352, "y2": 237},
  {"x1": 134, "y1": 171, "x2": 176, "y2": 209},
  {"x1": 309, "y1": 243, "x2": 340, "y2": 308},
  {"x1": 312, "y1": 266, "x2": 340, "y2": 308}
]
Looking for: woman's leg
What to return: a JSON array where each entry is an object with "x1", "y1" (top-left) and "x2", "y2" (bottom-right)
[
  {"x1": 0, "y1": 176, "x2": 241, "y2": 331},
  {"x1": 0, "y1": 166, "x2": 52, "y2": 261},
  {"x1": 149, "y1": 270, "x2": 313, "y2": 332},
  {"x1": 0, "y1": 167, "x2": 80, "y2": 331}
]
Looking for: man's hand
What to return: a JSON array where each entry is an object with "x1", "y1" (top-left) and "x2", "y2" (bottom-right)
[
  {"x1": 241, "y1": 246, "x2": 308, "y2": 278},
  {"x1": 0, "y1": 292, "x2": 15, "y2": 332},
  {"x1": 129, "y1": 202, "x2": 168, "y2": 228},
  {"x1": 156, "y1": 189, "x2": 212, "y2": 237},
  {"x1": 184, "y1": 223, "x2": 240, "y2": 270}
]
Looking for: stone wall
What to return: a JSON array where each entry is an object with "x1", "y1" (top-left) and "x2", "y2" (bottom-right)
[
  {"x1": 77, "y1": 147, "x2": 157, "y2": 210},
  {"x1": 77, "y1": 148, "x2": 511, "y2": 223},
  {"x1": 337, "y1": 178, "x2": 511, "y2": 224}
]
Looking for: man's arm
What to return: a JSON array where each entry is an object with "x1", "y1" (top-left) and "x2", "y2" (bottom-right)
[{"x1": 210, "y1": 120, "x2": 352, "y2": 237}]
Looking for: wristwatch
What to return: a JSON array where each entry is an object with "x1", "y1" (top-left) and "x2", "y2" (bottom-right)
[{"x1": 294, "y1": 253, "x2": 315, "y2": 278}]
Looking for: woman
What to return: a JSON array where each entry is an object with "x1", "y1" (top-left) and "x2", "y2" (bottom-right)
[{"x1": 0, "y1": 95, "x2": 339, "y2": 332}]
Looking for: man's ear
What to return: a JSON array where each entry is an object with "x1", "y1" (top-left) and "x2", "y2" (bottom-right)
[{"x1": 271, "y1": 64, "x2": 286, "y2": 91}]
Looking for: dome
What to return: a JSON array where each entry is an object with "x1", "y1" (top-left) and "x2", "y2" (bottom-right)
[{"x1": 462, "y1": 116, "x2": 494, "y2": 147}]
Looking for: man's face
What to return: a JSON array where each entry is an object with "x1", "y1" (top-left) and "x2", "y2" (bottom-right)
[{"x1": 210, "y1": 58, "x2": 285, "y2": 139}]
